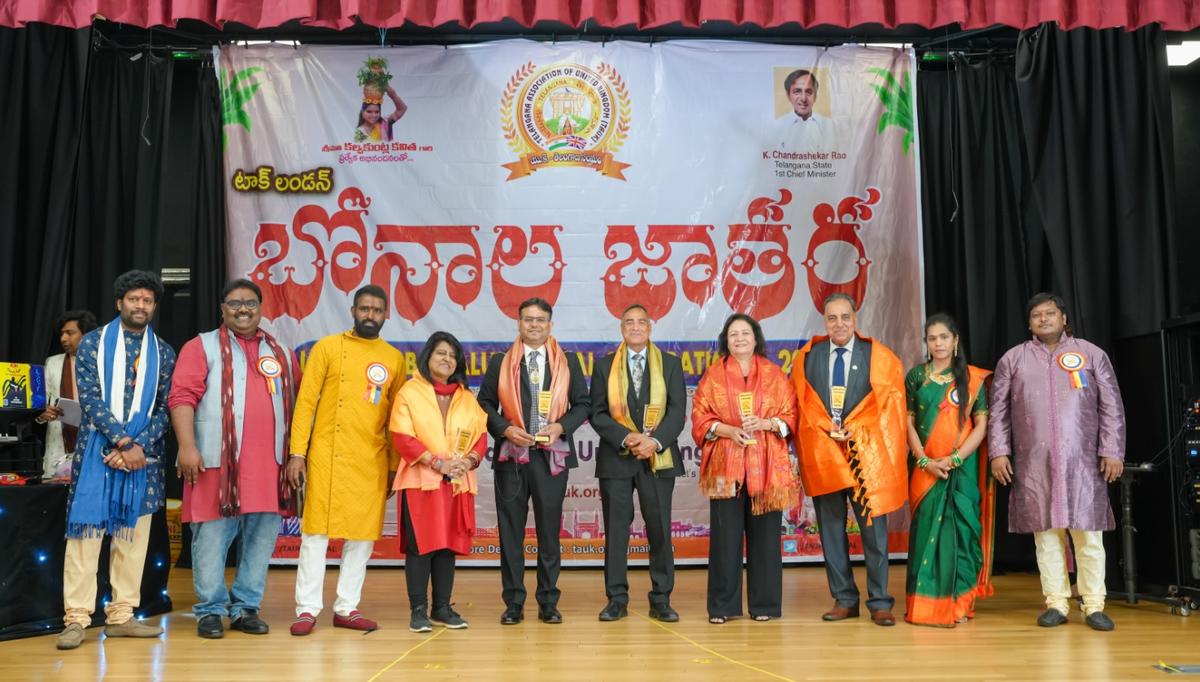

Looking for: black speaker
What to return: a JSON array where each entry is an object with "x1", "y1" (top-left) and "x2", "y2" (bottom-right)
[
  {"x1": 1163, "y1": 313, "x2": 1200, "y2": 602},
  {"x1": 1110, "y1": 332, "x2": 1178, "y2": 593}
]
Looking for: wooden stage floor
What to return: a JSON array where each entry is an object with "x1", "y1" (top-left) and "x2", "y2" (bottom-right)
[{"x1": 2, "y1": 565, "x2": 1195, "y2": 681}]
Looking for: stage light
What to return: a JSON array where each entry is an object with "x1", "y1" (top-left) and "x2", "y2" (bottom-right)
[
  {"x1": 1167, "y1": 42, "x2": 1200, "y2": 67},
  {"x1": 36, "y1": 552, "x2": 47, "y2": 563}
]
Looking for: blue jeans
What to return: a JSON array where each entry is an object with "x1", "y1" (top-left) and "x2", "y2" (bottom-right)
[{"x1": 191, "y1": 512, "x2": 281, "y2": 619}]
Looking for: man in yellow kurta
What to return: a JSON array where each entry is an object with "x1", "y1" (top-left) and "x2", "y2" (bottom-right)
[{"x1": 285, "y1": 285, "x2": 405, "y2": 635}]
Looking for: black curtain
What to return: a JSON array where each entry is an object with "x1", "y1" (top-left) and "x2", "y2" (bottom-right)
[
  {"x1": 187, "y1": 61, "x2": 228, "y2": 333},
  {"x1": 0, "y1": 26, "x2": 90, "y2": 362},
  {"x1": 918, "y1": 55, "x2": 1048, "y2": 367},
  {"x1": 919, "y1": 24, "x2": 1175, "y2": 362},
  {"x1": 1169, "y1": 58, "x2": 1200, "y2": 317},
  {"x1": 64, "y1": 47, "x2": 176, "y2": 331},
  {"x1": 1015, "y1": 25, "x2": 1175, "y2": 347},
  {"x1": 0, "y1": 27, "x2": 228, "y2": 363},
  {"x1": 63, "y1": 51, "x2": 228, "y2": 352}
]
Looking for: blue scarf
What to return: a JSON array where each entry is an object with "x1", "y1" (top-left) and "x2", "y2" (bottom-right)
[{"x1": 66, "y1": 318, "x2": 160, "y2": 539}]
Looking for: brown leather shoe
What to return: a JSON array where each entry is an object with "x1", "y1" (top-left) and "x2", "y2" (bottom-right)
[
  {"x1": 870, "y1": 609, "x2": 897, "y2": 626},
  {"x1": 822, "y1": 603, "x2": 860, "y2": 621}
]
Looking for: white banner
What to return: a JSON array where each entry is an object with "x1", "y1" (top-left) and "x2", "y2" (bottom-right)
[{"x1": 218, "y1": 40, "x2": 923, "y2": 565}]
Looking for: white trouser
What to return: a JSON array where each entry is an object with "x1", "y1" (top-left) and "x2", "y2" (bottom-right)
[
  {"x1": 1033, "y1": 528, "x2": 1106, "y2": 615},
  {"x1": 294, "y1": 533, "x2": 375, "y2": 617}
]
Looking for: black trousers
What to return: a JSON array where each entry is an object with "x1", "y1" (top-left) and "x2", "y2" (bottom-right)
[
  {"x1": 402, "y1": 492, "x2": 455, "y2": 610},
  {"x1": 600, "y1": 471, "x2": 675, "y2": 607},
  {"x1": 494, "y1": 450, "x2": 569, "y2": 609},
  {"x1": 707, "y1": 490, "x2": 783, "y2": 618}
]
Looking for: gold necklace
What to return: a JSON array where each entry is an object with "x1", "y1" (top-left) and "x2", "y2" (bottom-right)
[{"x1": 927, "y1": 363, "x2": 953, "y2": 385}]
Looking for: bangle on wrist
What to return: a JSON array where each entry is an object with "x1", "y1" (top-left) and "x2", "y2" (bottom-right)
[
  {"x1": 917, "y1": 456, "x2": 930, "y2": 470},
  {"x1": 705, "y1": 423, "x2": 720, "y2": 442},
  {"x1": 430, "y1": 456, "x2": 445, "y2": 473}
]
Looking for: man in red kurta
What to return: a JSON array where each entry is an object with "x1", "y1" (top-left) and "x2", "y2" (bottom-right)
[{"x1": 169, "y1": 279, "x2": 296, "y2": 638}]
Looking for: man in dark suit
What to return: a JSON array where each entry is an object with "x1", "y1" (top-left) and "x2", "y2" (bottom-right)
[
  {"x1": 790, "y1": 292, "x2": 908, "y2": 627},
  {"x1": 478, "y1": 297, "x2": 590, "y2": 626},
  {"x1": 590, "y1": 303, "x2": 687, "y2": 623}
]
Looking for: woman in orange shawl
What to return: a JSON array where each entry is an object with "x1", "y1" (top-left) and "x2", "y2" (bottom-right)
[
  {"x1": 904, "y1": 314, "x2": 994, "y2": 627},
  {"x1": 389, "y1": 332, "x2": 487, "y2": 634},
  {"x1": 692, "y1": 314, "x2": 799, "y2": 624}
]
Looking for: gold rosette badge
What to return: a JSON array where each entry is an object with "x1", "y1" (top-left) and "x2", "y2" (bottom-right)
[{"x1": 500, "y1": 61, "x2": 632, "y2": 181}]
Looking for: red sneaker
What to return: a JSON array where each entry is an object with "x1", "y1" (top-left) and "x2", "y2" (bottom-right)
[
  {"x1": 333, "y1": 610, "x2": 378, "y2": 632},
  {"x1": 290, "y1": 612, "x2": 317, "y2": 636}
]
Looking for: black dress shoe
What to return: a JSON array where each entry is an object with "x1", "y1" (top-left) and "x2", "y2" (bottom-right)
[
  {"x1": 598, "y1": 601, "x2": 628, "y2": 622},
  {"x1": 230, "y1": 611, "x2": 270, "y2": 635},
  {"x1": 1037, "y1": 608, "x2": 1068, "y2": 627},
  {"x1": 1085, "y1": 611, "x2": 1115, "y2": 631},
  {"x1": 649, "y1": 604, "x2": 679, "y2": 623},
  {"x1": 538, "y1": 607, "x2": 563, "y2": 624},
  {"x1": 197, "y1": 614, "x2": 224, "y2": 639},
  {"x1": 500, "y1": 605, "x2": 524, "y2": 625}
]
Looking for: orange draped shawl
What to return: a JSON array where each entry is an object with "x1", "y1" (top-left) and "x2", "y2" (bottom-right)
[
  {"x1": 691, "y1": 355, "x2": 799, "y2": 515},
  {"x1": 496, "y1": 337, "x2": 571, "y2": 430},
  {"x1": 389, "y1": 375, "x2": 487, "y2": 496},
  {"x1": 790, "y1": 334, "x2": 907, "y2": 523}
]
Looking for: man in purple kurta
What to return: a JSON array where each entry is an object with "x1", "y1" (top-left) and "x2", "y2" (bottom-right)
[{"x1": 988, "y1": 292, "x2": 1125, "y2": 632}]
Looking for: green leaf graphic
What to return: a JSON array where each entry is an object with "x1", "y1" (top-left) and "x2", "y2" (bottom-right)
[
  {"x1": 219, "y1": 66, "x2": 265, "y2": 150},
  {"x1": 866, "y1": 66, "x2": 914, "y2": 156}
]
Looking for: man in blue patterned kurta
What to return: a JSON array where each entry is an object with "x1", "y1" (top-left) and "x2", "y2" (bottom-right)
[{"x1": 57, "y1": 270, "x2": 176, "y2": 651}]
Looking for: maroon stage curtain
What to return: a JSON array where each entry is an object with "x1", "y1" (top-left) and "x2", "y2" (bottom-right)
[{"x1": 2, "y1": 1, "x2": 1199, "y2": 31}]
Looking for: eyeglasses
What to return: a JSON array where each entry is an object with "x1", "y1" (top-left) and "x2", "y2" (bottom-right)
[{"x1": 222, "y1": 299, "x2": 260, "y2": 310}]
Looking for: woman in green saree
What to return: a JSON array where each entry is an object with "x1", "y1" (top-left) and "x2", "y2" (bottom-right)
[{"x1": 904, "y1": 313, "x2": 994, "y2": 627}]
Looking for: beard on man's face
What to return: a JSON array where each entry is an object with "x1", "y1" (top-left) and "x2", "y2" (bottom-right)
[{"x1": 354, "y1": 318, "x2": 381, "y2": 338}]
